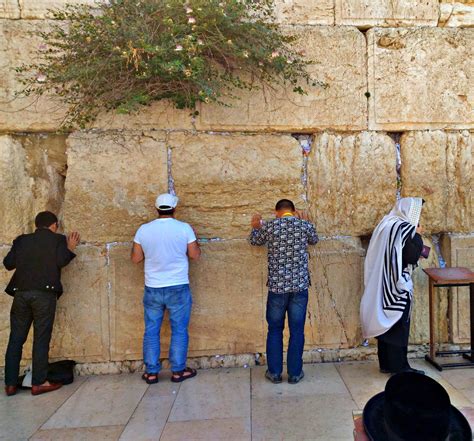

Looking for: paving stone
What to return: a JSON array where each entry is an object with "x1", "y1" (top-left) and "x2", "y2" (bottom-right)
[
  {"x1": 169, "y1": 368, "x2": 250, "y2": 422},
  {"x1": 42, "y1": 374, "x2": 148, "y2": 429},
  {"x1": 161, "y1": 418, "x2": 251, "y2": 441},
  {"x1": 31, "y1": 425, "x2": 124, "y2": 441},
  {"x1": 0, "y1": 378, "x2": 87, "y2": 441}
]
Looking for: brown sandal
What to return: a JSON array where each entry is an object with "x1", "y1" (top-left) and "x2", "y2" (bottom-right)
[{"x1": 171, "y1": 367, "x2": 197, "y2": 383}]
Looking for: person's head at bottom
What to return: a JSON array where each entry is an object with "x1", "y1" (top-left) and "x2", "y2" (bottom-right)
[
  {"x1": 35, "y1": 211, "x2": 58, "y2": 232},
  {"x1": 275, "y1": 199, "x2": 295, "y2": 218},
  {"x1": 363, "y1": 372, "x2": 471, "y2": 441},
  {"x1": 155, "y1": 193, "x2": 179, "y2": 217}
]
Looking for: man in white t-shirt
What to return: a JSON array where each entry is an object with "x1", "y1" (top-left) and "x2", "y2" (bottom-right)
[{"x1": 131, "y1": 193, "x2": 201, "y2": 384}]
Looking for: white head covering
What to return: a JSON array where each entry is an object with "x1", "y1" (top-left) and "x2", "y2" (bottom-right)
[{"x1": 360, "y1": 197, "x2": 423, "y2": 339}]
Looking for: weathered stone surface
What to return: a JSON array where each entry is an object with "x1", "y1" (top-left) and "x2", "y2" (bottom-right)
[
  {"x1": 308, "y1": 132, "x2": 397, "y2": 237},
  {"x1": 308, "y1": 238, "x2": 366, "y2": 348},
  {"x1": 63, "y1": 131, "x2": 168, "y2": 243},
  {"x1": 0, "y1": 135, "x2": 66, "y2": 245},
  {"x1": 336, "y1": 0, "x2": 439, "y2": 27},
  {"x1": 274, "y1": 0, "x2": 334, "y2": 25},
  {"x1": 368, "y1": 28, "x2": 474, "y2": 130},
  {"x1": 0, "y1": 0, "x2": 20, "y2": 18},
  {"x1": 400, "y1": 131, "x2": 473, "y2": 233},
  {"x1": 197, "y1": 26, "x2": 367, "y2": 132},
  {"x1": 108, "y1": 242, "x2": 266, "y2": 361},
  {"x1": 439, "y1": 2, "x2": 474, "y2": 27},
  {"x1": 170, "y1": 132, "x2": 305, "y2": 239},
  {"x1": 49, "y1": 245, "x2": 110, "y2": 361},
  {"x1": 441, "y1": 234, "x2": 474, "y2": 343},
  {"x1": 20, "y1": 0, "x2": 96, "y2": 19},
  {"x1": 0, "y1": 247, "x2": 16, "y2": 366},
  {"x1": 0, "y1": 20, "x2": 67, "y2": 132},
  {"x1": 0, "y1": 246, "x2": 109, "y2": 367},
  {"x1": 409, "y1": 237, "x2": 449, "y2": 344},
  {"x1": 93, "y1": 101, "x2": 195, "y2": 131}
]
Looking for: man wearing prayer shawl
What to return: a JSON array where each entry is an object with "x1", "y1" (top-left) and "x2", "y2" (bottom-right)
[{"x1": 360, "y1": 197, "x2": 425, "y2": 374}]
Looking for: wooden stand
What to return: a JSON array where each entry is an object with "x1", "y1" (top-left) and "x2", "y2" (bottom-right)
[{"x1": 423, "y1": 267, "x2": 474, "y2": 371}]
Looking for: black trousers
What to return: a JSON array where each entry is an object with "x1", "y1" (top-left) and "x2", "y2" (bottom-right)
[
  {"x1": 5, "y1": 290, "x2": 57, "y2": 386},
  {"x1": 377, "y1": 339, "x2": 410, "y2": 373}
]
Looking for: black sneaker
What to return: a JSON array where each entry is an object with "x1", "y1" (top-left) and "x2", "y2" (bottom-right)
[
  {"x1": 265, "y1": 370, "x2": 282, "y2": 384},
  {"x1": 288, "y1": 370, "x2": 305, "y2": 384}
]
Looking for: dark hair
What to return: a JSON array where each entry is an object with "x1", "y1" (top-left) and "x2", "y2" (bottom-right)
[
  {"x1": 35, "y1": 211, "x2": 58, "y2": 229},
  {"x1": 157, "y1": 208, "x2": 175, "y2": 216},
  {"x1": 275, "y1": 199, "x2": 295, "y2": 212}
]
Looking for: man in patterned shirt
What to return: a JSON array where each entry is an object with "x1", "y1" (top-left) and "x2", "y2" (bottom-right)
[{"x1": 250, "y1": 199, "x2": 318, "y2": 384}]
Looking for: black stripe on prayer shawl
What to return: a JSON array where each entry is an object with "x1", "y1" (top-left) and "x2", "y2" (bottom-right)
[{"x1": 381, "y1": 221, "x2": 415, "y2": 312}]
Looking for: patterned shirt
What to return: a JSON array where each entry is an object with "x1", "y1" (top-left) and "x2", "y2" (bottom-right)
[{"x1": 249, "y1": 216, "x2": 319, "y2": 293}]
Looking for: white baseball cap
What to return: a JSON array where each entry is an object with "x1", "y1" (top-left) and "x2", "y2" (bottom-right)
[{"x1": 155, "y1": 193, "x2": 179, "y2": 210}]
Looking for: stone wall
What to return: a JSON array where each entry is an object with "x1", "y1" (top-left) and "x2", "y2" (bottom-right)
[{"x1": 0, "y1": 0, "x2": 473, "y2": 371}]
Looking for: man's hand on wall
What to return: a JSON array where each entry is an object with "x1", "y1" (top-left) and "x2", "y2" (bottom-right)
[
  {"x1": 251, "y1": 214, "x2": 263, "y2": 229},
  {"x1": 296, "y1": 210, "x2": 310, "y2": 221},
  {"x1": 67, "y1": 232, "x2": 81, "y2": 251}
]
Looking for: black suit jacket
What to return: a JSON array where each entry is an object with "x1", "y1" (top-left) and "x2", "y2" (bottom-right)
[{"x1": 3, "y1": 229, "x2": 76, "y2": 297}]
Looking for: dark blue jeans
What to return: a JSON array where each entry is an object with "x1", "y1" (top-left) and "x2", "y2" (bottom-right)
[{"x1": 266, "y1": 289, "x2": 308, "y2": 377}]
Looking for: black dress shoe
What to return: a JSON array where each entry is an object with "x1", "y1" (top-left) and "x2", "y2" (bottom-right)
[
  {"x1": 265, "y1": 370, "x2": 282, "y2": 384},
  {"x1": 379, "y1": 368, "x2": 391, "y2": 374}
]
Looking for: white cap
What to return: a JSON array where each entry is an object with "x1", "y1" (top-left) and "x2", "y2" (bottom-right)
[{"x1": 155, "y1": 193, "x2": 179, "y2": 210}]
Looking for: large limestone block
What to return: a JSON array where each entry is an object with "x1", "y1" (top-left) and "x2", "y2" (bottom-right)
[
  {"x1": 441, "y1": 234, "x2": 474, "y2": 343},
  {"x1": 0, "y1": 0, "x2": 20, "y2": 18},
  {"x1": 0, "y1": 247, "x2": 16, "y2": 366},
  {"x1": 197, "y1": 27, "x2": 367, "y2": 132},
  {"x1": 20, "y1": 0, "x2": 96, "y2": 19},
  {"x1": 274, "y1": 0, "x2": 334, "y2": 24},
  {"x1": 308, "y1": 132, "x2": 397, "y2": 237},
  {"x1": 368, "y1": 28, "x2": 474, "y2": 131},
  {"x1": 108, "y1": 241, "x2": 266, "y2": 361},
  {"x1": 440, "y1": 2, "x2": 474, "y2": 27},
  {"x1": 93, "y1": 101, "x2": 194, "y2": 131},
  {"x1": 49, "y1": 245, "x2": 110, "y2": 361},
  {"x1": 63, "y1": 131, "x2": 168, "y2": 243},
  {"x1": 400, "y1": 131, "x2": 473, "y2": 233},
  {"x1": 409, "y1": 237, "x2": 449, "y2": 344},
  {"x1": 0, "y1": 20, "x2": 67, "y2": 132},
  {"x1": 170, "y1": 132, "x2": 305, "y2": 239},
  {"x1": 309, "y1": 238, "x2": 366, "y2": 348},
  {"x1": 335, "y1": 0, "x2": 439, "y2": 27},
  {"x1": 0, "y1": 135, "x2": 66, "y2": 245},
  {"x1": 0, "y1": 246, "x2": 109, "y2": 367}
]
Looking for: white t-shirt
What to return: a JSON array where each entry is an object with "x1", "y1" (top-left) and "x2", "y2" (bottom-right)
[{"x1": 133, "y1": 218, "x2": 197, "y2": 288}]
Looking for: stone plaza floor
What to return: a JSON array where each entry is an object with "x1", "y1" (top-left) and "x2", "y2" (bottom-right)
[{"x1": 2, "y1": 359, "x2": 474, "y2": 441}]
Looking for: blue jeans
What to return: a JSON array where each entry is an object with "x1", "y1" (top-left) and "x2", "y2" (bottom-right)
[
  {"x1": 266, "y1": 289, "x2": 308, "y2": 377},
  {"x1": 143, "y1": 284, "x2": 192, "y2": 373}
]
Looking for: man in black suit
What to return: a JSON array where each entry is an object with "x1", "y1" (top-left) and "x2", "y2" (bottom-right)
[{"x1": 3, "y1": 211, "x2": 80, "y2": 396}]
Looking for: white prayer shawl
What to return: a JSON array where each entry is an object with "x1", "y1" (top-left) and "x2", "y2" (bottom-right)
[{"x1": 360, "y1": 198, "x2": 423, "y2": 339}]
